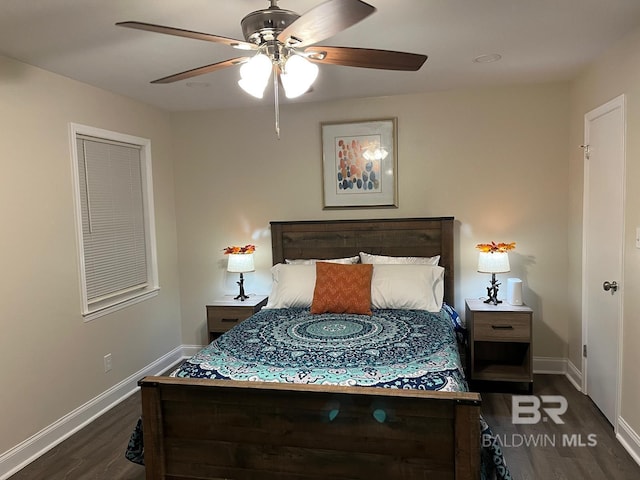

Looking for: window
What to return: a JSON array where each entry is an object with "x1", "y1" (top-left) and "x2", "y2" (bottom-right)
[{"x1": 70, "y1": 124, "x2": 159, "y2": 321}]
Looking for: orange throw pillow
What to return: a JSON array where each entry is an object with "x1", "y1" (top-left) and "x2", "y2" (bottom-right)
[{"x1": 311, "y1": 262, "x2": 373, "y2": 315}]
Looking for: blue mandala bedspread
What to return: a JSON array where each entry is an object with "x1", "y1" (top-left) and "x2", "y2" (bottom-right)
[
  {"x1": 125, "y1": 306, "x2": 511, "y2": 480},
  {"x1": 175, "y1": 307, "x2": 467, "y2": 390}
]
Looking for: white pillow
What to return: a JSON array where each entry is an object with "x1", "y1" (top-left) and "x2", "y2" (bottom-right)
[
  {"x1": 285, "y1": 256, "x2": 360, "y2": 265},
  {"x1": 265, "y1": 264, "x2": 316, "y2": 308},
  {"x1": 265, "y1": 263, "x2": 445, "y2": 312},
  {"x1": 359, "y1": 251, "x2": 440, "y2": 265},
  {"x1": 371, "y1": 264, "x2": 444, "y2": 312}
]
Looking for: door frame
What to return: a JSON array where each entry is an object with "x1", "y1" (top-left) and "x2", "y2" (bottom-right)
[{"x1": 581, "y1": 93, "x2": 626, "y2": 430}]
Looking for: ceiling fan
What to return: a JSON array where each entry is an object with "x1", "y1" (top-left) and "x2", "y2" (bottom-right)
[{"x1": 117, "y1": 0, "x2": 427, "y2": 135}]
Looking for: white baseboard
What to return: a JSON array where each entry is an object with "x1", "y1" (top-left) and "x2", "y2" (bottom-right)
[
  {"x1": 527, "y1": 357, "x2": 584, "y2": 391},
  {"x1": 181, "y1": 344, "x2": 206, "y2": 357},
  {"x1": 617, "y1": 417, "x2": 640, "y2": 467},
  {"x1": 533, "y1": 356, "x2": 566, "y2": 374},
  {"x1": 0, "y1": 346, "x2": 186, "y2": 480},
  {"x1": 565, "y1": 359, "x2": 583, "y2": 391}
]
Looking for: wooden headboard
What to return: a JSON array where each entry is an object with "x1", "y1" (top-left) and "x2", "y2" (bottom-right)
[{"x1": 270, "y1": 217, "x2": 455, "y2": 306}]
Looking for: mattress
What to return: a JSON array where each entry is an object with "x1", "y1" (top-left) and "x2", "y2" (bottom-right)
[{"x1": 174, "y1": 307, "x2": 467, "y2": 392}]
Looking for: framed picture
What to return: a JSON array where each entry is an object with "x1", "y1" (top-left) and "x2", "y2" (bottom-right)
[{"x1": 321, "y1": 118, "x2": 398, "y2": 208}]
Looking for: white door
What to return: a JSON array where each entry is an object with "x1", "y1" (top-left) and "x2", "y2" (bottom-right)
[{"x1": 582, "y1": 94, "x2": 625, "y2": 427}]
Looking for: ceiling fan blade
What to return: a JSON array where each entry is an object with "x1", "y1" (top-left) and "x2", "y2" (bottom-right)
[
  {"x1": 116, "y1": 21, "x2": 257, "y2": 51},
  {"x1": 277, "y1": 0, "x2": 375, "y2": 48},
  {"x1": 305, "y1": 46, "x2": 427, "y2": 71},
  {"x1": 151, "y1": 57, "x2": 249, "y2": 84}
]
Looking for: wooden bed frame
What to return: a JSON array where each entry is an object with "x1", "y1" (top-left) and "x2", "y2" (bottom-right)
[{"x1": 139, "y1": 217, "x2": 482, "y2": 480}]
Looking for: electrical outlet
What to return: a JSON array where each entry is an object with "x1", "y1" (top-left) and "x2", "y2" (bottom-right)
[{"x1": 104, "y1": 353, "x2": 112, "y2": 372}]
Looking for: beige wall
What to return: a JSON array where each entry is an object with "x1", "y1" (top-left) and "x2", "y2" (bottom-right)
[
  {"x1": 171, "y1": 82, "x2": 571, "y2": 360},
  {"x1": 568, "y1": 27, "x2": 640, "y2": 434},
  {"x1": 0, "y1": 56, "x2": 182, "y2": 454}
]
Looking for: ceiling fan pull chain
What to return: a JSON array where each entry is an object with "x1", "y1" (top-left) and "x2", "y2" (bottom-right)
[{"x1": 273, "y1": 64, "x2": 280, "y2": 139}]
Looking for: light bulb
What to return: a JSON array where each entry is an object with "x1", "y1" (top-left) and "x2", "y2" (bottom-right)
[
  {"x1": 238, "y1": 77, "x2": 269, "y2": 98},
  {"x1": 280, "y1": 55, "x2": 318, "y2": 99},
  {"x1": 238, "y1": 54, "x2": 272, "y2": 98}
]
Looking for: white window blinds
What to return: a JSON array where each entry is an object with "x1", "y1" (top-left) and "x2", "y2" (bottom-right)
[
  {"x1": 77, "y1": 136, "x2": 147, "y2": 303},
  {"x1": 71, "y1": 124, "x2": 159, "y2": 320},
  {"x1": 76, "y1": 136, "x2": 149, "y2": 305}
]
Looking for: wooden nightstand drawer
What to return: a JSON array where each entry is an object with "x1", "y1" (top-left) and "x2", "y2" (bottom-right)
[
  {"x1": 207, "y1": 307, "x2": 254, "y2": 330},
  {"x1": 474, "y1": 313, "x2": 531, "y2": 342},
  {"x1": 206, "y1": 295, "x2": 268, "y2": 342}
]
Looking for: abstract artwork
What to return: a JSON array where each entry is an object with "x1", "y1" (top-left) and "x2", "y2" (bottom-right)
[{"x1": 321, "y1": 118, "x2": 397, "y2": 208}]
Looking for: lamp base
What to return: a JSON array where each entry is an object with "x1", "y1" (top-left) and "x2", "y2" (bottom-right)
[
  {"x1": 484, "y1": 273, "x2": 502, "y2": 305},
  {"x1": 234, "y1": 273, "x2": 249, "y2": 301}
]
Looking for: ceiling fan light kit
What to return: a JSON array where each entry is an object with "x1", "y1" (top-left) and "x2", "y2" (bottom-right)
[
  {"x1": 237, "y1": 48, "x2": 319, "y2": 100},
  {"x1": 117, "y1": 0, "x2": 427, "y2": 136}
]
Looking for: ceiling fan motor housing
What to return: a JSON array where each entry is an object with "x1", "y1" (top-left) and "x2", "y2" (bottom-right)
[{"x1": 241, "y1": 7, "x2": 300, "y2": 45}]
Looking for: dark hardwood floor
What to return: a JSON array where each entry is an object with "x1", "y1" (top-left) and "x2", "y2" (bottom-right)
[
  {"x1": 480, "y1": 375, "x2": 640, "y2": 480},
  {"x1": 8, "y1": 391, "x2": 145, "y2": 480},
  {"x1": 8, "y1": 374, "x2": 640, "y2": 479}
]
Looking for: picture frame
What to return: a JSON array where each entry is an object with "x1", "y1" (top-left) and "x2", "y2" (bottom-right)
[{"x1": 321, "y1": 118, "x2": 398, "y2": 209}]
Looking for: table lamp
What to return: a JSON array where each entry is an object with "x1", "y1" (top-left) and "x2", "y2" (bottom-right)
[
  {"x1": 225, "y1": 246, "x2": 255, "y2": 301},
  {"x1": 477, "y1": 250, "x2": 511, "y2": 305}
]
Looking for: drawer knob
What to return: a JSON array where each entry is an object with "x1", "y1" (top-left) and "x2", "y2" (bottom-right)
[
  {"x1": 221, "y1": 318, "x2": 240, "y2": 323},
  {"x1": 491, "y1": 325, "x2": 514, "y2": 330}
]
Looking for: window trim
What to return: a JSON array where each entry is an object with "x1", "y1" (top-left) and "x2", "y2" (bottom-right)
[{"x1": 69, "y1": 123, "x2": 159, "y2": 321}]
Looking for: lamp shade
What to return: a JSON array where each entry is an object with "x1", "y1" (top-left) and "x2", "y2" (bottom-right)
[
  {"x1": 477, "y1": 251, "x2": 510, "y2": 274},
  {"x1": 280, "y1": 54, "x2": 319, "y2": 99},
  {"x1": 227, "y1": 253, "x2": 255, "y2": 273},
  {"x1": 238, "y1": 53, "x2": 272, "y2": 98}
]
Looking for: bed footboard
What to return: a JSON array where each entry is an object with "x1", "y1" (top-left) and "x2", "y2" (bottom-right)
[{"x1": 140, "y1": 376, "x2": 481, "y2": 480}]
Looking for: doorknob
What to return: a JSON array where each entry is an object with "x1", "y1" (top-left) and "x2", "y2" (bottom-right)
[{"x1": 603, "y1": 281, "x2": 618, "y2": 294}]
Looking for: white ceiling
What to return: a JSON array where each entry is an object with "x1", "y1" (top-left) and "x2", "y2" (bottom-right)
[{"x1": 2, "y1": 0, "x2": 640, "y2": 112}]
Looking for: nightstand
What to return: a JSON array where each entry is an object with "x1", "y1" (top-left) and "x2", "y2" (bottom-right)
[
  {"x1": 465, "y1": 298, "x2": 533, "y2": 393},
  {"x1": 206, "y1": 295, "x2": 268, "y2": 342}
]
